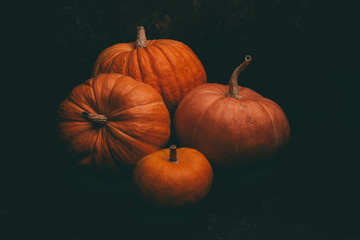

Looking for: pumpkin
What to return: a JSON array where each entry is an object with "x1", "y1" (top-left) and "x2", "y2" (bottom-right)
[
  {"x1": 174, "y1": 55, "x2": 290, "y2": 167},
  {"x1": 132, "y1": 145, "x2": 213, "y2": 207},
  {"x1": 57, "y1": 73, "x2": 171, "y2": 173},
  {"x1": 92, "y1": 26, "x2": 207, "y2": 112}
]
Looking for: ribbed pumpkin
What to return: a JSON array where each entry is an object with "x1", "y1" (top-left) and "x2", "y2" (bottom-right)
[
  {"x1": 133, "y1": 145, "x2": 213, "y2": 207},
  {"x1": 92, "y1": 26, "x2": 207, "y2": 112},
  {"x1": 57, "y1": 73, "x2": 171, "y2": 173},
  {"x1": 174, "y1": 56, "x2": 290, "y2": 167}
]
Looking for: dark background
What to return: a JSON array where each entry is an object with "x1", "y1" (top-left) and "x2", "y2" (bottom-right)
[{"x1": 3, "y1": 0, "x2": 360, "y2": 239}]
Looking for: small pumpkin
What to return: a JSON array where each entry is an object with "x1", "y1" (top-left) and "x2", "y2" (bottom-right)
[
  {"x1": 57, "y1": 73, "x2": 171, "y2": 173},
  {"x1": 132, "y1": 145, "x2": 213, "y2": 207},
  {"x1": 174, "y1": 55, "x2": 290, "y2": 167},
  {"x1": 92, "y1": 26, "x2": 207, "y2": 112}
]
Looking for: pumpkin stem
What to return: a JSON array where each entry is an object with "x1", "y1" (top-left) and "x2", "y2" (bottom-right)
[
  {"x1": 82, "y1": 112, "x2": 107, "y2": 125},
  {"x1": 226, "y1": 55, "x2": 252, "y2": 100},
  {"x1": 169, "y1": 145, "x2": 178, "y2": 163},
  {"x1": 136, "y1": 26, "x2": 147, "y2": 49}
]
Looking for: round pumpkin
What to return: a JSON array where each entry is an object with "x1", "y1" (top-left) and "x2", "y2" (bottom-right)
[
  {"x1": 57, "y1": 73, "x2": 171, "y2": 173},
  {"x1": 174, "y1": 55, "x2": 290, "y2": 167},
  {"x1": 92, "y1": 26, "x2": 207, "y2": 112},
  {"x1": 132, "y1": 145, "x2": 213, "y2": 207}
]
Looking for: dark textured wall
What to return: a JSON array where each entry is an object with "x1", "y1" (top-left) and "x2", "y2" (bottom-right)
[{"x1": 3, "y1": 0, "x2": 360, "y2": 239}]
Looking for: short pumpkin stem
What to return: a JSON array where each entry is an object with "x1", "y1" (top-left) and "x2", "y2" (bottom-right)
[
  {"x1": 169, "y1": 145, "x2": 178, "y2": 163},
  {"x1": 82, "y1": 112, "x2": 107, "y2": 125},
  {"x1": 226, "y1": 55, "x2": 252, "y2": 100},
  {"x1": 136, "y1": 26, "x2": 147, "y2": 49}
]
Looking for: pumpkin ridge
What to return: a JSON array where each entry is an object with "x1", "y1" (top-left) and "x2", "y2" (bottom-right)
[
  {"x1": 108, "y1": 52, "x2": 125, "y2": 75},
  {"x1": 94, "y1": 76, "x2": 127, "y2": 114},
  {"x1": 136, "y1": 49, "x2": 145, "y2": 81},
  {"x1": 93, "y1": 60, "x2": 100, "y2": 76},
  {"x1": 171, "y1": 43, "x2": 204, "y2": 89},
  {"x1": 124, "y1": 50, "x2": 134, "y2": 77},
  {"x1": 105, "y1": 124, "x2": 144, "y2": 165},
  {"x1": 100, "y1": 53, "x2": 114, "y2": 73},
  {"x1": 259, "y1": 98, "x2": 290, "y2": 146},
  {"x1": 169, "y1": 41, "x2": 206, "y2": 84},
  {"x1": 88, "y1": 127, "x2": 103, "y2": 171},
  {"x1": 109, "y1": 101, "x2": 165, "y2": 118},
  {"x1": 102, "y1": 76, "x2": 120, "y2": 110},
  {"x1": 122, "y1": 52, "x2": 131, "y2": 74},
  {"x1": 121, "y1": 52, "x2": 131, "y2": 74},
  {"x1": 107, "y1": 121, "x2": 162, "y2": 149},
  {"x1": 191, "y1": 97, "x2": 225, "y2": 146},
  {"x1": 103, "y1": 129, "x2": 127, "y2": 170},
  {"x1": 170, "y1": 43, "x2": 203, "y2": 95},
  {"x1": 109, "y1": 75, "x2": 145, "y2": 106},
  {"x1": 199, "y1": 83, "x2": 227, "y2": 95},
  {"x1": 109, "y1": 123, "x2": 164, "y2": 148},
  {"x1": 68, "y1": 81, "x2": 99, "y2": 114},
  {"x1": 139, "y1": 48, "x2": 162, "y2": 93},
  {"x1": 152, "y1": 44, "x2": 182, "y2": 102},
  {"x1": 93, "y1": 43, "x2": 132, "y2": 75},
  {"x1": 145, "y1": 47, "x2": 167, "y2": 104},
  {"x1": 259, "y1": 97, "x2": 282, "y2": 109},
  {"x1": 111, "y1": 82, "x2": 146, "y2": 109},
  {"x1": 126, "y1": 50, "x2": 136, "y2": 79},
  {"x1": 58, "y1": 122, "x2": 90, "y2": 145},
  {"x1": 128, "y1": 50, "x2": 143, "y2": 81},
  {"x1": 89, "y1": 78, "x2": 101, "y2": 114},
  {"x1": 63, "y1": 99, "x2": 87, "y2": 120},
  {"x1": 67, "y1": 96, "x2": 96, "y2": 117},
  {"x1": 104, "y1": 126, "x2": 138, "y2": 166},
  {"x1": 255, "y1": 100, "x2": 279, "y2": 147},
  {"x1": 95, "y1": 127, "x2": 118, "y2": 170},
  {"x1": 106, "y1": 74, "x2": 135, "y2": 107},
  {"x1": 72, "y1": 126, "x2": 99, "y2": 155},
  {"x1": 165, "y1": 43, "x2": 200, "y2": 89}
]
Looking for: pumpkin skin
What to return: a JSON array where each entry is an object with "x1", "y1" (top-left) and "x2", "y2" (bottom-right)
[
  {"x1": 132, "y1": 145, "x2": 213, "y2": 207},
  {"x1": 57, "y1": 73, "x2": 171, "y2": 173},
  {"x1": 92, "y1": 26, "x2": 207, "y2": 112},
  {"x1": 174, "y1": 56, "x2": 290, "y2": 167}
]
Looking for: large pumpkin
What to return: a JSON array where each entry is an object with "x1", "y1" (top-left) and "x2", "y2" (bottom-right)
[
  {"x1": 92, "y1": 26, "x2": 207, "y2": 112},
  {"x1": 57, "y1": 73, "x2": 171, "y2": 173},
  {"x1": 132, "y1": 145, "x2": 213, "y2": 207},
  {"x1": 174, "y1": 56, "x2": 290, "y2": 167}
]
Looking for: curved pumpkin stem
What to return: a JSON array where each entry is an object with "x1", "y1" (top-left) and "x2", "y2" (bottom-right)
[
  {"x1": 226, "y1": 55, "x2": 252, "y2": 100},
  {"x1": 169, "y1": 145, "x2": 178, "y2": 163},
  {"x1": 136, "y1": 26, "x2": 148, "y2": 49},
  {"x1": 82, "y1": 112, "x2": 107, "y2": 125}
]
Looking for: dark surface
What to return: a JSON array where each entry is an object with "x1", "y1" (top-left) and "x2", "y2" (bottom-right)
[{"x1": 3, "y1": 0, "x2": 360, "y2": 239}]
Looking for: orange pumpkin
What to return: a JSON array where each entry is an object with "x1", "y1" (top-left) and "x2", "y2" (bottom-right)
[
  {"x1": 132, "y1": 145, "x2": 213, "y2": 207},
  {"x1": 174, "y1": 56, "x2": 290, "y2": 167},
  {"x1": 92, "y1": 26, "x2": 207, "y2": 112},
  {"x1": 57, "y1": 73, "x2": 171, "y2": 173}
]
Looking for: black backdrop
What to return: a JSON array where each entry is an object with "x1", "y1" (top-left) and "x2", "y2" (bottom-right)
[{"x1": 3, "y1": 0, "x2": 360, "y2": 239}]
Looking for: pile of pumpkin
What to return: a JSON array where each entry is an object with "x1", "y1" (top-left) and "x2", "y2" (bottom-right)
[{"x1": 57, "y1": 26, "x2": 290, "y2": 208}]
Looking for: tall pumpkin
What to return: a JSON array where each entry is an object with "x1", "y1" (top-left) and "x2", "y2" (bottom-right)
[
  {"x1": 57, "y1": 73, "x2": 171, "y2": 173},
  {"x1": 92, "y1": 26, "x2": 207, "y2": 112},
  {"x1": 174, "y1": 56, "x2": 290, "y2": 167}
]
